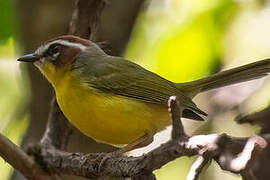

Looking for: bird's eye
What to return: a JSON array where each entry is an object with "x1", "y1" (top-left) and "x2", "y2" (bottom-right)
[{"x1": 48, "y1": 44, "x2": 60, "y2": 55}]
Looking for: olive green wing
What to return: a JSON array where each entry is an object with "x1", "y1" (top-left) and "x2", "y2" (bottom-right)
[{"x1": 76, "y1": 55, "x2": 207, "y2": 118}]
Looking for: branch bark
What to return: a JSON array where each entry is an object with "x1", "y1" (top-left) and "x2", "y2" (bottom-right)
[
  {"x1": 0, "y1": 134, "x2": 59, "y2": 180},
  {"x1": 69, "y1": 0, "x2": 105, "y2": 40}
]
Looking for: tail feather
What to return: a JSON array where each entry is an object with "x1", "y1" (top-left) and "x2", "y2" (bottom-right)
[{"x1": 176, "y1": 58, "x2": 270, "y2": 98}]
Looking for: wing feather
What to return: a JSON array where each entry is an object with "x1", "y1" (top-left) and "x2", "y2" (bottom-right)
[{"x1": 75, "y1": 54, "x2": 207, "y2": 117}]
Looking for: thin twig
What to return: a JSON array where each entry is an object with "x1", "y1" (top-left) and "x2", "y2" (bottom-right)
[
  {"x1": 187, "y1": 156, "x2": 210, "y2": 180},
  {"x1": 168, "y1": 96, "x2": 185, "y2": 138}
]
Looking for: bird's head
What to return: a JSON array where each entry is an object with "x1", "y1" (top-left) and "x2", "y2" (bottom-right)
[{"x1": 18, "y1": 35, "x2": 105, "y2": 85}]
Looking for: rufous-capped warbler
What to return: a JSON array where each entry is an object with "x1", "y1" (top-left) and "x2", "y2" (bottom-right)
[{"x1": 18, "y1": 35, "x2": 270, "y2": 152}]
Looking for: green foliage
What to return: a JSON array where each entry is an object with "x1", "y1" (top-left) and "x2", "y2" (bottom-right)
[
  {"x1": 0, "y1": 38, "x2": 15, "y2": 58},
  {"x1": 126, "y1": 0, "x2": 237, "y2": 82},
  {"x1": 0, "y1": 0, "x2": 14, "y2": 44}
]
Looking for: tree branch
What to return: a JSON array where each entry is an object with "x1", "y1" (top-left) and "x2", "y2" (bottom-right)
[
  {"x1": 0, "y1": 133, "x2": 59, "y2": 180},
  {"x1": 27, "y1": 96, "x2": 268, "y2": 179}
]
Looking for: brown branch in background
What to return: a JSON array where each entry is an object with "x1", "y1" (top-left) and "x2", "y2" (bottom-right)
[
  {"x1": 28, "y1": 96, "x2": 268, "y2": 179},
  {"x1": 69, "y1": 0, "x2": 106, "y2": 40},
  {"x1": 98, "y1": 0, "x2": 147, "y2": 56},
  {"x1": 235, "y1": 105, "x2": 270, "y2": 134}
]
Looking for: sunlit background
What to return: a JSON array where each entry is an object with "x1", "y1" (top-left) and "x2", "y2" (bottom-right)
[{"x1": 1, "y1": 0, "x2": 270, "y2": 179}]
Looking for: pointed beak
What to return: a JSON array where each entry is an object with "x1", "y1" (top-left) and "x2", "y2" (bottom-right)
[{"x1": 17, "y1": 54, "x2": 41, "y2": 63}]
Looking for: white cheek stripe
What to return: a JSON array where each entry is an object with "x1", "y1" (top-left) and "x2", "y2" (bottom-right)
[{"x1": 35, "y1": 40, "x2": 87, "y2": 55}]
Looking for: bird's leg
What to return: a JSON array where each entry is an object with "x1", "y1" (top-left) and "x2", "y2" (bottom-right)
[
  {"x1": 116, "y1": 133, "x2": 153, "y2": 154},
  {"x1": 97, "y1": 133, "x2": 153, "y2": 173}
]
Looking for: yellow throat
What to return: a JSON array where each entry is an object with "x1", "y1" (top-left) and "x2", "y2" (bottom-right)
[{"x1": 38, "y1": 62, "x2": 171, "y2": 146}]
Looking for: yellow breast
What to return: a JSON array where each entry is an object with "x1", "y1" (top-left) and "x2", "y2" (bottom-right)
[{"x1": 40, "y1": 63, "x2": 171, "y2": 145}]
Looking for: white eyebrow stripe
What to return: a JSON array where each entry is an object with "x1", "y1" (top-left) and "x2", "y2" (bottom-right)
[
  {"x1": 51, "y1": 40, "x2": 87, "y2": 50},
  {"x1": 35, "y1": 40, "x2": 87, "y2": 55}
]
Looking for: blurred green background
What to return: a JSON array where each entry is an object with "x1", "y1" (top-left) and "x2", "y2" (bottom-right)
[{"x1": 1, "y1": 0, "x2": 270, "y2": 179}]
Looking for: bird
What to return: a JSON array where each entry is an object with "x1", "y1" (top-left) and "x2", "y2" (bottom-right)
[{"x1": 18, "y1": 35, "x2": 270, "y2": 153}]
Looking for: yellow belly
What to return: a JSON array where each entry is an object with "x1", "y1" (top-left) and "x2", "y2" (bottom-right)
[{"x1": 54, "y1": 75, "x2": 171, "y2": 146}]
